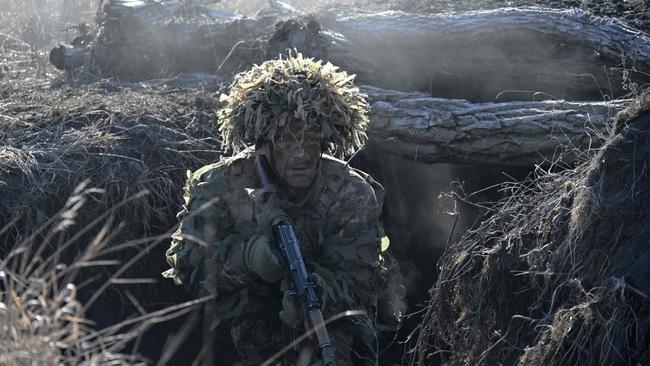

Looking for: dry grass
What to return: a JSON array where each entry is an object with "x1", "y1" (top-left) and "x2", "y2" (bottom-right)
[
  {"x1": 3, "y1": 1, "x2": 649, "y2": 365},
  {"x1": 0, "y1": 3, "x2": 224, "y2": 363},
  {"x1": 0, "y1": 80, "x2": 225, "y2": 366},
  {"x1": 218, "y1": 53, "x2": 370, "y2": 157},
  {"x1": 0, "y1": 76, "x2": 223, "y2": 238},
  {"x1": 0, "y1": 0, "x2": 99, "y2": 79},
  {"x1": 411, "y1": 92, "x2": 650, "y2": 365},
  {"x1": 0, "y1": 182, "x2": 211, "y2": 365}
]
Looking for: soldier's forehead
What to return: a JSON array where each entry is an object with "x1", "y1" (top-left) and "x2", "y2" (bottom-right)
[{"x1": 277, "y1": 124, "x2": 322, "y2": 140}]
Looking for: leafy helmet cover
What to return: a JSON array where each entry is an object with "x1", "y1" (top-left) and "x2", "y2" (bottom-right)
[{"x1": 217, "y1": 53, "x2": 370, "y2": 157}]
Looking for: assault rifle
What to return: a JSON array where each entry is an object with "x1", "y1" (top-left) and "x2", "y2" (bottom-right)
[{"x1": 255, "y1": 155, "x2": 334, "y2": 362}]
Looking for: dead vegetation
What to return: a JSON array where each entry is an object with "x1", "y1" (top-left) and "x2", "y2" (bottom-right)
[
  {"x1": 0, "y1": 0, "x2": 98, "y2": 79},
  {"x1": 2, "y1": 1, "x2": 650, "y2": 365},
  {"x1": 1, "y1": 31, "x2": 224, "y2": 361},
  {"x1": 0, "y1": 183, "x2": 210, "y2": 365},
  {"x1": 0, "y1": 77, "x2": 222, "y2": 237},
  {"x1": 412, "y1": 92, "x2": 650, "y2": 365},
  {"x1": 0, "y1": 3, "x2": 228, "y2": 364}
]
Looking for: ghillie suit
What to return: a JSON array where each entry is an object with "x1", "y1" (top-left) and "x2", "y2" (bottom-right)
[
  {"x1": 164, "y1": 54, "x2": 401, "y2": 365},
  {"x1": 414, "y1": 90, "x2": 650, "y2": 366},
  {"x1": 217, "y1": 53, "x2": 369, "y2": 158}
]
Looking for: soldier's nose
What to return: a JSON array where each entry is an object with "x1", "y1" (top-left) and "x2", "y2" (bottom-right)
[{"x1": 293, "y1": 146, "x2": 308, "y2": 159}]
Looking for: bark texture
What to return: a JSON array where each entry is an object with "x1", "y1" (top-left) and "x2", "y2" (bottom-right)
[
  {"x1": 363, "y1": 86, "x2": 628, "y2": 165},
  {"x1": 322, "y1": 7, "x2": 650, "y2": 101},
  {"x1": 51, "y1": 3, "x2": 650, "y2": 101},
  {"x1": 50, "y1": 1, "x2": 277, "y2": 78}
]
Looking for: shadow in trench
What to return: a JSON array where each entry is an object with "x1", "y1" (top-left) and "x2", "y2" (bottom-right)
[{"x1": 354, "y1": 149, "x2": 533, "y2": 364}]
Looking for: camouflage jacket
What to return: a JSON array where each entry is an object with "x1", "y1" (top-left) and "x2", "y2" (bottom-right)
[{"x1": 163, "y1": 148, "x2": 386, "y2": 358}]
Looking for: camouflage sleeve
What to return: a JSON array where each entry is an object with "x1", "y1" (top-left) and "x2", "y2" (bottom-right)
[
  {"x1": 162, "y1": 166, "x2": 254, "y2": 297},
  {"x1": 317, "y1": 175, "x2": 383, "y2": 319}
]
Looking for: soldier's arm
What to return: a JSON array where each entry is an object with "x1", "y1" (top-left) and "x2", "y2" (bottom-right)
[
  {"x1": 317, "y1": 175, "x2": 384, "y2": 317},
  {"x1": 163, "y1": 167, "x2": 255, "y2": 296}
]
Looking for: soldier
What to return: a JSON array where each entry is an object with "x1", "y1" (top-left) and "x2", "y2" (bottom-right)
[{"x1": 163, "y1": 54, "x2": 396, "y2": 365}]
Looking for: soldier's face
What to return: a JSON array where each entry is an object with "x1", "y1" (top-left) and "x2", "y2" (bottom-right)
[{"x1": 271, "y1": 129, "x2": 322, "y2": 189}]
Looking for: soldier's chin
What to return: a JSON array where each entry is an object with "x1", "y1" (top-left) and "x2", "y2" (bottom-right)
[{"x1": 286, "y1": 171, "x2": 314, "y2": 188}]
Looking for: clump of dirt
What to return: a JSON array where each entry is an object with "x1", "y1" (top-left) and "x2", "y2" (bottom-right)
[{"x1": 414, "y1": 91, "x2": 650, "y2": 365}]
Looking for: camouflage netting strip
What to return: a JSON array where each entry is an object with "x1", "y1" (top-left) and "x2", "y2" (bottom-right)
[{"x1": 217, "y1": 53, "x2": 369, "y2": 157}]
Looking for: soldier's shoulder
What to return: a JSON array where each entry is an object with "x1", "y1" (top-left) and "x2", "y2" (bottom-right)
[
  {"x1": 320, "y1": 154, "x2": 384, "y2": 201},
  {"x1": 187, "y1": 148, "x2": 256, "y2": 192}
]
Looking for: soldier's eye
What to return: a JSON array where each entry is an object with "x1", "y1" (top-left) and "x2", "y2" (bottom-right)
[
  {"x1": 303, "y1": 136, "x2": 321, "y2": 146},
  {"x1": 276, "y1": 140, "x2": 298, "y2": 150}
]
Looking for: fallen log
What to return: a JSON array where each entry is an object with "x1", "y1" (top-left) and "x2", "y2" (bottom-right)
[
  {"x1": 51, "y1": 3, "x2": 650, "y2": 101},
  {"x1": 50, "y1": 0, "x2": 277, "y2": 78},
  {"x1": 363, "y1": 86, "x2": 628, "y2": 165},
  {"x1": 321, "y1": 7, "x2": 650, "y2": 101}
]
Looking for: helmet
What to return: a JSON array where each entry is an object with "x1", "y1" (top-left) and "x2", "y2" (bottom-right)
[{"x1": 217, "y1": 53, "x2": 369, "y2": 157}]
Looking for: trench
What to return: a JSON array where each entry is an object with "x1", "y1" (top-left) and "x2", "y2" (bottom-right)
[{"x1": 355, "y1": 149, "x2": 534, "y2": 363}]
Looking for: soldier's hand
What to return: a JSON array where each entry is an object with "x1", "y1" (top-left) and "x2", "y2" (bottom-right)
[
  {"x1": 244, "y1": 235, "x2": 284, "y2": 282},
  {"x1": 257, "y1": 197, "x2": 291, "y2": 234},
  {"x1": 315, "y1": 347, "x2": 336, "y2": 366},
  {"x1": 279, "y1": 289, "x2": 302, "y2": 328},
  {"x1": 279, "y1": 273, "x2": 330, "y2": 328}
]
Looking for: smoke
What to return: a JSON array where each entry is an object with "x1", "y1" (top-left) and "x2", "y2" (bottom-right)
[
  {"x1": 354, "y1": 150, "x2": 533, "y2": 306},
  {"x1": 3, "y1": 0, "x2": 538, "y2": 301},
  {"x1": 0, "y1": 0, "x2": 99, "y2": 78},
  {"x1": 2, "y1": 1, "x2": 543, "y2": 361},
  {"x1": 215, "y1": 0, "x2": 397, "y2": 16},
  {"x1": 1, "y1": 0, "x2": 98, "y2": 46}
]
